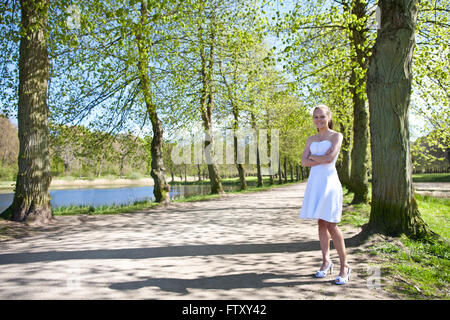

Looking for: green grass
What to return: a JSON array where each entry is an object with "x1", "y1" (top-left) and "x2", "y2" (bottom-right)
[
  {"x1": 341, "y1": 187, "x2": 450, "y2": 299},
  {"x1": 52, "y1": 200, "x2": 160, "y2": 216},
  {"x1": 368, "y1": 235, "x2": 450, "y2": 299},
  {"x1": 340, "y1": 187, "x2": 371, "y2": 227},
  {"x1": 412, "y1": 173, "x2": 450, "y2": 183},
  {"x1": 414, "y1": 194, "x2": 450, "y2": 239}
]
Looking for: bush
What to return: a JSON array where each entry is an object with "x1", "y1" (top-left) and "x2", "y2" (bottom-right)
[
  {"x1": 125, "y1": 172, "x2": 146, "y2": 180},
  {"x1": 0, "y1": 165, "x2": 17, "y2": 181}
]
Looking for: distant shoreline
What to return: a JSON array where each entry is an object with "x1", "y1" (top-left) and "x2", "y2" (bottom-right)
[{"x1": 0, "y1": 176, "x2": 203, "y2": 194}]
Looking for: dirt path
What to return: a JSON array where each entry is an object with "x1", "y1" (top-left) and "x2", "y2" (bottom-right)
[
  {"x1": 414, "y1": 182, "x2": 450, "y2": 198},
  {"x1": 0, "y1": 182, "x2": 395, "y2": 300}
]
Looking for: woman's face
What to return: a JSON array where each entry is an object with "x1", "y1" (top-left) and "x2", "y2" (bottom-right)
[{"x1": 313, "y1": 108, "x2": 329, "y2": 130}]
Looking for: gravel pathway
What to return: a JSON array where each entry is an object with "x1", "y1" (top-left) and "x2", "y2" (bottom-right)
[{"x1": 0, "y1": 182, "x2": 395, "y2": 300}]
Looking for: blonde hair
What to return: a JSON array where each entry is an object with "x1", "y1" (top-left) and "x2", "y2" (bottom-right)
[{"x1": 313, "y1": 104, "x2": 333, "y2": 130}]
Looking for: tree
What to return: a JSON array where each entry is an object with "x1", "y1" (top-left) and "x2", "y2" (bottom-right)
[
  {"x1": 197, "y1": 5, "x2": 224, "y2": 194},
  {"x1": 174, "y1": 0, "x2": 263, "y2": 194},
  {"x1": 410, "y1": 0, "x2": 449, "y2": 168},
  {"x1": 366, "y1": 0, "x2": 433, "y2": 238},
  {"x1": 344, "y1": 0, "x2": 372, "y2": 203},
  {"x1": 48, "y1": 0, "x2": 189, "y2": 203},
  {"x1": 2, "y1": 0, "x2": 52, "y2": 224},
  {"x1": 0, "y1": 117, "x2": 19, "y2": 166},
  {"x1": 219, "y1": 52, "x2": 248, "y2": 191},
  {"x1": 411, "y1": 130, "x2": 450, "y2": 173},
  {"x1": 135, "y1": 0, "x2": 170, "y2": 203},
  {"x1": 283, "y1": 0, "x2": 375, "y2": 202}
]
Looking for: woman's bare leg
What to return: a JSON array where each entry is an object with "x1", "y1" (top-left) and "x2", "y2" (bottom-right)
[
  {"x1": 326, "y1": 222, "x2": 350, "y2": 277},
  {"x1": 318, "y1": 219, "x2": 331, "y2": 270}
]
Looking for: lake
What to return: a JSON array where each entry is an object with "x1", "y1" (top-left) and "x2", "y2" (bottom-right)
[{"x1": 0, "y1": 184, "x2": 238, "y2": 213}]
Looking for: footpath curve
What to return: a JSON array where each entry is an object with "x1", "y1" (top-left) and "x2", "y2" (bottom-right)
[{"x1": 0, "y1": 182, "x2": 395, "y2": 299}]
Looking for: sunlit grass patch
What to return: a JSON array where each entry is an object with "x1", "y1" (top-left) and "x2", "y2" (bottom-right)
[
  {"x1": 52, "y1": 199, "x2": 159, "y2": 216},
  {"x1": 340, "y1": 185, "x2": 450, "y2": 299}
]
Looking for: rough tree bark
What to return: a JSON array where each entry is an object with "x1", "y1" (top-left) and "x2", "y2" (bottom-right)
[
  {"x1": 336, "y1": 122, "x2": 352, "y2": 188},
  {"x1": 2, "y1": 0, "x2": 52, "y2": 224},
  {"x1": 347, "y1": 0, "x2": 370, "y2": 203},
  {"x1": 137, "y1": 1, "x2": 169, "y2": 204},
  {"x1": 366, "y1": 0, "x2": 433, "y2": 238},
  {"x1": 199, "y1": 15, "x2": 224, "y2": 195}
]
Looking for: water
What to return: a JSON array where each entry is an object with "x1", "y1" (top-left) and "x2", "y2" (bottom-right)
[{"x1": 0, "y1": 184, "x2": 238, "y2": 213}]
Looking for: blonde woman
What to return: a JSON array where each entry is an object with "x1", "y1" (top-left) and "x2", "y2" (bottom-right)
[{"x1": 299, "y1": 104, "x2": 351, "y2": 285}]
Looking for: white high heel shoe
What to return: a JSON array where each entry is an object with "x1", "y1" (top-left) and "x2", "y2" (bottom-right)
[
  {"x1": 315, "y1": 261, "x2": 333, "y2": 278},
  {"x1": 335, "y1": 267, "x2": 351, "y2": 285}
]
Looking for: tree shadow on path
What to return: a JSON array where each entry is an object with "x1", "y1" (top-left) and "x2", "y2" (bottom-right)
[
  {"x1": 0, "y1": 241, "x2": 321, "y2": 265},
  {"x1": 109, "y1": 272, "x2": 322, "y2": 294},
  {"x1": 0, "y1": 231, "x2": 370, "y2": 265}
]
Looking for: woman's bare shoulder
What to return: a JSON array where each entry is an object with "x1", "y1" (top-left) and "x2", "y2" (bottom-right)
[{"x1": 330, "y1": 130, "x2": 343, "y2": 141}]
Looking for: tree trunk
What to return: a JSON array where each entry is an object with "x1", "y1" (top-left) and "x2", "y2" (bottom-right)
[
  {"x1": 366, "y1": 0, "x2": 433, "y2": 238},
  {"x1": 119, "y1": 156, "x2": 125, "y2": 178},
  {"x1": 348, "y1": 77, "x2": 369, "y2": 203},
  {"x1": 267, "y1": 128, "x2": 274, "y2": 185},
  {"x1": 234, "y1": 137, "x2": 247, "y2": 190},
  {"x1": 2, "y1": 0, "x2": 52, "y2": 224},
  {"x1": 149, "y1": 112, "x2": 170, "y2": 203},
  {"x1": 231, "y1": 103, "x2": 246, "y2": 191},
  {"x1": 347, "y1": 0, "x2": 370, "y2": 203},
  {"x1": 233, "y1": 115, "x2": 247, "y2": 191},
  {"x1": 278, "y1": 156, "x2": 282, "y2": 184},
  {"x1": 199, "y1": 13, "x2": 223, "y2": 195},
  {"x1": 137, "y1": 1, "x2": 169, "y2": 204},
  {"x1": 336, "y1": 124, "x2": 352, "y2": 189},
  {"x1": 289, "y1": 161, "x2": 294, "y2": 182},
  {"x1": 250, "y1": 112, "x2": 263, "y2": 187},
  {"x1": 220, "y1": 55, "x2": 247, "y2": 191},
  {"x1": 98, "y1": 157, "x2": 103, "y2": 178}
]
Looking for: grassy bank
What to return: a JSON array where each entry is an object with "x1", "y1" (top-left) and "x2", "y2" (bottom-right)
[
  {"x1": 412, "y1": 173, "x2": 450, "y2": 183},
  {"x1": 52, "y1": 200, "x2": 160, "y2": 216},
  {"x1": 341, "y1": 187, "x2": 449, "y2": 299}
]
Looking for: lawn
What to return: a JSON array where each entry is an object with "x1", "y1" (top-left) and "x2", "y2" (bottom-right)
[
  {"x1": 341, "y1": 187, "x2": 450, "y2": 299},
  {"x1": 412, "y1": 173, "x2": 450, "y2": 183}
]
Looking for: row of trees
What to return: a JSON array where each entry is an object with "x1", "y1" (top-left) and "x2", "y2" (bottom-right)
[
  {"x1": 1, "y1": 0, "x2": 315, "y2": 222},
  {"x1": 0, "y1": 0, "x2": 447, "y2": 239},
  {"x1": 2, "y1": 114, "x2": 445, "y2": 182},
  {"x1": 276, "y1": 0, "x2": 447, "y2": 237},
  {"x1": 1, "y1": 117, "x2": 312, "y2": 183},
  {"x1": 49, "y1": 124, "x2": 149, "y2": 178}
]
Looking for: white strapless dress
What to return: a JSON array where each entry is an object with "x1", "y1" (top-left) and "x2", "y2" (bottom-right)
[{"x1": 299, "y1": 140, "x2": 343, "y2": 223}]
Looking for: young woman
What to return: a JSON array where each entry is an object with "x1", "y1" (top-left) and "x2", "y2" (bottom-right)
[{"x1": 299, "y1": 104, "x2": 351, "y2": 285}]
